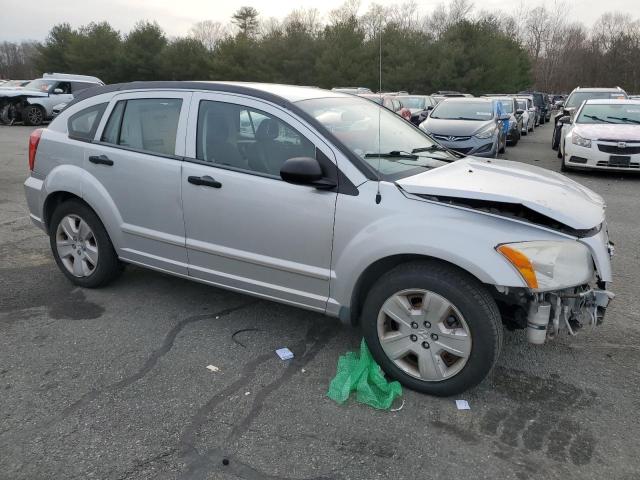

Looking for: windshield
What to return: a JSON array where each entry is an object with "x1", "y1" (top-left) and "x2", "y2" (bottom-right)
[
  {"x1": 566, "y1": 91, "x2": 627, "y2": 109},
  {"x1": 577, "y1": 103, "x2": 640, "y2": 124},
  {"x1": 498, "y1": 99, "x2": 514, "y2": 113},
  {"x1": 23, "y1": 79, "x2": 55, "y2": 92},
  {"x1": 397, "y1": 96, "x2": 426, "y2": 109},
  {"x1": 430, "y1": 100, "x2": 494, "y2": 121},
  {"x1": 296, "y1": 97, "x2": 457, "y2": 178}
]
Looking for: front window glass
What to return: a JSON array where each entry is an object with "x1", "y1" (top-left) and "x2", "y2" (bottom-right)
[
  {"x1": 566, "y1": 92, "x2": 628, "y2": 109},
  {"x1": 196, "y1": 100, "x2": 315, "y2": 177},
  {"x1": 577, "y1": 103, "x2": 640, "y2": 124},
  {"x1": 397, "y1": 96, "x2": 426, "y2": 109},
  {"x1": 430, "y1": 100, "x2": 494, "y2": 121},
  {"x1": 517, "y1": 100, "x2": 527, "y2": 110},
  {"x1": 297, "y1": 96, "x2": 456, "y2": 178}
]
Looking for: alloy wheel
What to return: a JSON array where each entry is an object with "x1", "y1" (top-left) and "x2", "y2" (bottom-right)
[
  {"x1": 27, "y1": 107, "x2": 43, "y2": 125},
  {"x1": 376, "y1": 289, "x2": 472, "y2": 382},
  {"x1": 55, "y1": 214, "x2": 99, "y2": 277}
]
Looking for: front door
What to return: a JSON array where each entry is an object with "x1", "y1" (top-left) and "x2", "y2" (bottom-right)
[
  {"x1": 181, "y1": 93, "x2": 338, "y2": 311},
  {"x1": 85, "y1": 91, "x2": 192, "y2": 273}
]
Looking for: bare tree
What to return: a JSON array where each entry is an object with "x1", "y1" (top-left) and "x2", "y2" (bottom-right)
[{"x1": 189, "y1": 20, "x2": 228, "y2": 51}]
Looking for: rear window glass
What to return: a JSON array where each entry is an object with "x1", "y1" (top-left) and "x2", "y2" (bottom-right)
[
  {"x1": 101, "y1": 98, "x2": 182, "y2": 156},
  {"x1": 68, "y1": 102, "x2": 108, "y2": 141}
]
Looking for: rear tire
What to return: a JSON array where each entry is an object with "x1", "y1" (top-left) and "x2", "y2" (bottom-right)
[
  {"x1": 49, "y1": 199, "x2": 122, "y2": 288},
  {"x1": 23, "y1": 105, "x2": 45, "y2": 126},
  {"x1": 360, "y1": 261, "x2": 503, "y2": 397}
]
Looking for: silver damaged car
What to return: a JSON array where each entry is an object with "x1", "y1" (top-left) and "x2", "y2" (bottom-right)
[{"x1": 24, "y1": 82, "x2": 615, "y2": 396}]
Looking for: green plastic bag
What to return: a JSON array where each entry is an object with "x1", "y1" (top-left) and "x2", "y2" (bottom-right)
[{"x1": 327, "y1": 339, "x2": 402, "y2": 410}]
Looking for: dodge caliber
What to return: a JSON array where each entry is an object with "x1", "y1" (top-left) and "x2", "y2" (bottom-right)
[{"x1": 24, "y1": 82, "x2": 614, "y2": 396}]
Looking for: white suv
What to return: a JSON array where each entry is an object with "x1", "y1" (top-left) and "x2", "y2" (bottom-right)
[
  {"x1": 24, "y1": 81, "x2": 614, "y2": 395},
  {"x1": 0, "y1": 73, "x2": 103, "y2": 126}
]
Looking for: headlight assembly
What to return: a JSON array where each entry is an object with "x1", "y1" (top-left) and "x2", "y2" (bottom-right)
[
  {"x1": 572, "y1": 132, "x2": 592, "y2": 148},
  {"x1": 474, "y1": 124, "x2": 496, "y2": 139},
  {"x1": 496, "y1": 241, "x2": 594, "y2": 290}
]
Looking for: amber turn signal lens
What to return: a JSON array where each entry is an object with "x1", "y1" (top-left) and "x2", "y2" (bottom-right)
[{"x1": 497, "y1": 244, "x2": 539, "y2": 289}]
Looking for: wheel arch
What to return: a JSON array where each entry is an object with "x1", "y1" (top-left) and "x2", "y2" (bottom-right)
[{"x1": 346, "y1": 254, "x2": 491, "y2": 326}]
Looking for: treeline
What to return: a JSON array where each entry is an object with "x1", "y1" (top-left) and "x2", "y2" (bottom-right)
[{"x1": 2, "y1": 0, "x2": 640, "y2": 94}]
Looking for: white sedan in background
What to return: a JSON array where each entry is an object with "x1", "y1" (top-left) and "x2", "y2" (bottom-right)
[
  {"x1": 516, "y1": 97, "x2": 535, "y2": 134},
  {"x1": 560, "y1": 99, "x2": 640, "y2": 172}
]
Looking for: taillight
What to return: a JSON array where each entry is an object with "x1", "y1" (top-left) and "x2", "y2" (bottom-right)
[{"x1": 28, "y1": 128, "x2": 43, "y2": 171}]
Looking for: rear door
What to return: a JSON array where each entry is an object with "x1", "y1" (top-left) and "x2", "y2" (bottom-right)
[
  {"x1": 86, "y1": 91, "x2": 191, "y2": 273},
  {"x1": 181, "y1": 92, "x2": 338, "y2": 311}
]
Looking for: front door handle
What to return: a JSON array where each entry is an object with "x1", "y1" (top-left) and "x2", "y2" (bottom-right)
[
  {"x1": 89, "y1": 155, "x2": 113, "y2": 166},
  {"x1": 188, "y1": 175, "x2": 222, "y2": 188}
]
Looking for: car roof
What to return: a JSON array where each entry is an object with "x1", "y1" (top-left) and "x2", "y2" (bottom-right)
[
  {"x1": 584, "y1": 99, "x2": 640, "y2": 105},
  {"x1": 440, "y1": 97, "x2": 492, "y2": 103},
  {"x1": 571, "y1": 87, "x2": 624, "y2": 93},
  {"x1": 72, "y1": 81, "x2": 351, "y2": 105},
  {"x1": 42, "y1": 73, "x2": 104, "y2": 84}
]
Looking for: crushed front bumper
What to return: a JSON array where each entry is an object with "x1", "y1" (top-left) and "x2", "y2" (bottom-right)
[{"x1": 526, "y1": 286, "x2": 615, "y2": 344}]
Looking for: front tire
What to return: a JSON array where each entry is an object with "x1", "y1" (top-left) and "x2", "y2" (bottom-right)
[
  {"x1": 49, "y1": 199, "x2": 122, "y2": 288},
  {"x1": 361, "y1": 261, "x2": 503, "y2": 397}
]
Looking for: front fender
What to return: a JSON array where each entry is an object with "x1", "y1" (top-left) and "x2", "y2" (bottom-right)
[{"x1": 330, "y1": 182, "x2": 569, "y2": 310}]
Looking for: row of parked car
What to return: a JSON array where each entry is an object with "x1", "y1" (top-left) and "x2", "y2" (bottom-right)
[
  {"x1": 0, "y1": 74, "x2": 104, "y2": 126},
  {"x1": 332, "y1": 87, "x2": 552, "y2": 158}
]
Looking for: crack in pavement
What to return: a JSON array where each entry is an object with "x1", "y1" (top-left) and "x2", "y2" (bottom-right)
[
  {"x1": 176, "y1": 320, "x2": 340, "y2": 480},
  {"x1": 0, "y1": 300, "x2": 258, "y2": 446}
]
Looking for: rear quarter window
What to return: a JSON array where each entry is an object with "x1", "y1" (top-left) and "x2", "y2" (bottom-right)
[{"x1": 67, "y1": 102, "x2": 108, "y2": 141}]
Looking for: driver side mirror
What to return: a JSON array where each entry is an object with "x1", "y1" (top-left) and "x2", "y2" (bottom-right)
[
  {"x1": 53, "y1": 88, "x2": 64, "y2": 94},
  {"x1": 280, "y1": 157, "x2": 337, "y2": 190},
  {"x1": 558, "y1": 116, "x2": 571, "y2": 125}
]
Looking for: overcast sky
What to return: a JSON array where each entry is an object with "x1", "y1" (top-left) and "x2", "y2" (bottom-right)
[{"x1": 1, "y1": 0, "x2": 639, "y2": 42}]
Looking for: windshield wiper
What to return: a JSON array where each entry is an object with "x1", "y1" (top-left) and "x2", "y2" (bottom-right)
[
  {"x1": 453, "y1": 116, "x2": 482, "y2": 121},
  {"x1": 606, "y1": 116, "x2": 640, "y2": 125},
  {"x1": 582, "y1": 114, "x2": 614, "y2": 123},
  {"x1": 364, "y1": 151, "x2": 418, "y2": 160},
  {"x1": 411, "y1": 145, "x2": 449, "y2": 153}
]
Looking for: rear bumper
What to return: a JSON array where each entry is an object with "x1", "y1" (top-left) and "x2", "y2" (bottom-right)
[{"x1": 23, "y1": 175, "x2": 46, "y2": 231}]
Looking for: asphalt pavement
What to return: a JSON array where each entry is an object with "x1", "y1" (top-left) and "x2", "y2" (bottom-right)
[{"x1": 1, "y1": 122, "x2": 639, "y2": 480}]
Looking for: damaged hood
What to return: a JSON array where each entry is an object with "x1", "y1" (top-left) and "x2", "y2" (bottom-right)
[
  {"x1": 396, "y1": 157, "x2": 605, "y2": 231},
  {"x1": 0, "y1": 89, "x2": 48, "y2": 98}
]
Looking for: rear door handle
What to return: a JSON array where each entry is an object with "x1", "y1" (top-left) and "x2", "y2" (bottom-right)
[
  {"x1": 89, "y1": 155, "x2": 113, "y2": 166},
  {"x1": 188, "y1": 175, "x2": 222, "y2": 188}
]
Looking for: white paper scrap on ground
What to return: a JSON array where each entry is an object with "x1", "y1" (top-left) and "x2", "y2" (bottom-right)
[
  {"x1": 455, "y1": 400, "x2": 470, "y2": 410},
  {"x1": 206, "y1": 365, "x2": 220, "y2": 372},
  {"x1": 275, "y1": 347, "x2": 294, "y2": 360}
]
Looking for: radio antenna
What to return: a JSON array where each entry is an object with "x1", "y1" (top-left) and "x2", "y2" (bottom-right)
[{"x1": 375, "y1": 26, "x2": 382, "y2": 205}]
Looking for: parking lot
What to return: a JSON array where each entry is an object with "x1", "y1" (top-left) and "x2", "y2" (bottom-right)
[{"x1": 1, "y1": 123, "x2": 639, "y2": 480}]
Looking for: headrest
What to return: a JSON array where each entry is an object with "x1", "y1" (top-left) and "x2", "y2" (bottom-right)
[
  {"x1": 207, "y1": 111, "x2": 229, "y2": 142},
  {"x1": 256, "y1": 118, "x2": 279, "y2": 141}
]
